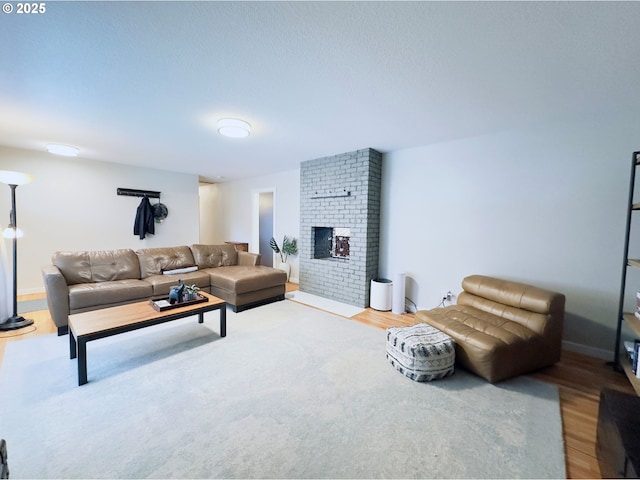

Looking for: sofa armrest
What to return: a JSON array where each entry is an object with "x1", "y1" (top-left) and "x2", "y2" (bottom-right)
[
  {"x1": 41, "y1": 264, "x2": 70, "y2": 333},
  {"x1": 237, "y1": 251, "x2": 261, "y2": 266}
]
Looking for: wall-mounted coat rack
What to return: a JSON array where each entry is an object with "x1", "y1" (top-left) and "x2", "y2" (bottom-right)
[{"x1": 117, "y1": 188, "x2": 161, "y2": 199}]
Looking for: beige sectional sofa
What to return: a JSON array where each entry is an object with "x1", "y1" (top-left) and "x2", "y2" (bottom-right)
[{"x1": 42, "y1": 244, "x2": 287, "y2": 335}]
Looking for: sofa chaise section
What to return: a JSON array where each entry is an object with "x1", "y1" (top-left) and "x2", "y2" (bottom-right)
[{"x1": 191, "y1": 244, "x2": 287, "y2": 312}]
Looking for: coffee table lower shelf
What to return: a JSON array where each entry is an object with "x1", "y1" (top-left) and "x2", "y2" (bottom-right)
[{"x1": 69, "y1": 292, "x2": 226, "y2": 386}]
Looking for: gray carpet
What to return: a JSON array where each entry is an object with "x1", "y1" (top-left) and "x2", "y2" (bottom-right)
[{"x1": 0, "y1": 300, "x2": 565, "y2": 479}]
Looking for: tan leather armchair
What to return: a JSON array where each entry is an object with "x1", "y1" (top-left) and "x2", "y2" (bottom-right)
[{"x1": 416, "y1": 275, "x2": 565, "y2": 383}]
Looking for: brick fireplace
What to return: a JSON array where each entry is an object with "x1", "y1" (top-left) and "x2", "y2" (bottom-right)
[{"x1": 299, "y1": 148, "x2": 382, "y2": 307}]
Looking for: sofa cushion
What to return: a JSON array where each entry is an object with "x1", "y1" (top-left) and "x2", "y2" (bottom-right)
[
  {"x1": 422, "y1": 305, "x2": 537, "y2": 349},
  {"x1": 52, "y1": 249, "x2": 141, "y2": 285},
  {"x1": 461, "y1": 275, "x2": 564, "y2": 315},
  {"x1": 68, "y1": 279, "x2": 152, "y2": 310},
  {"x1": 143, "y1": 271, "x2": 211, "y2": 296},
  {"x1": 191, "y1": 244, "x2": 238, "y2": 269},
  {"x1": 205, "y1": 265, "x2": 286, "y2": 294},
  {"x1": 136, "y1": 246, "x2": 196, "y2": 278}
]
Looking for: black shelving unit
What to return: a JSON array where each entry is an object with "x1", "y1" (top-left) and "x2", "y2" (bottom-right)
[{"x1": 613, "y1": 151, "x2": 640, "y2": 395}]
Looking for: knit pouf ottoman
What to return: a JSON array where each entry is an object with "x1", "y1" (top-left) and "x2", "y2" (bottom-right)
[{"x1": 386, "y1": 323, "x2": 455, "y2": 382}]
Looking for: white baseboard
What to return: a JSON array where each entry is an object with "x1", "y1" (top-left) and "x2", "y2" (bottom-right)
[
  {"x1": 289, "y1": 277, "x2": 299, "y2": 284},
  {"x1": 562, "y1": 340, "x2": 612, "y2": 361}
]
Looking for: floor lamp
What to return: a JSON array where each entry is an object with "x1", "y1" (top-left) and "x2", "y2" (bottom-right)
[{"x1": 0, "y1": 170, "x2": 34, "y2": 331}]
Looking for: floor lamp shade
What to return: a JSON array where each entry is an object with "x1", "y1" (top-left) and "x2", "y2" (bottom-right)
[
  {"x1": 0, "y1": 170, "x2": 34, "y2": 331},
  {"x1": 0, "y1": 170, "x2": 33, "y2": 186}
]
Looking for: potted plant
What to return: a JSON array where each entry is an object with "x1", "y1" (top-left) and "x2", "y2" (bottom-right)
[
  {"x1": 270, "y1": 235, "x2": 298, "y2": 281},
  {"x1": 184, "y1": 284, "x2": 200, "y2": 301}
]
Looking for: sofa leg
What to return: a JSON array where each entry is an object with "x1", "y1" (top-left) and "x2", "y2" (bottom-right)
[{"x1": 57, "y1": 325, "x2": 68, "y2": 336}]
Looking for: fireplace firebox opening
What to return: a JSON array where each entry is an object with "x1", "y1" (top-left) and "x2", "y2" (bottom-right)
[{"x1": 313, "y1": 227, "x2": 351, "y2": 261}]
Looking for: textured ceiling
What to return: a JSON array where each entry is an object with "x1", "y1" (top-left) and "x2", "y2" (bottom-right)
[{"x1": 1, "y1": 1, "x2": 640, "y2": 182}]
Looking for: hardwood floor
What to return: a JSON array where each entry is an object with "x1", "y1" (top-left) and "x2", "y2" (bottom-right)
[
  {"x1": 2, "y1": 285, "x2": 635, "y2": 479},
  {"x1": 0, "y1": 294, "x2": 55, "y2": 371}
]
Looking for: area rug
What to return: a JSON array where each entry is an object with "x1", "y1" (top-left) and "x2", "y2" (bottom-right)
[
  {"x1": 0, "y1": 301, "x2": 565, "y2": 479},
  {"x1": 16, "y1": 297, "x2": 47, "y2": 314},
  {"x1": 286, "y1": 290, "x2": 365, "y2": 317}
]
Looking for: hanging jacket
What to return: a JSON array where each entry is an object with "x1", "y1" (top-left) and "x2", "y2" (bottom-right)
[{"x1": 134, "y1": 196, "x2": 155, "y2": 239}]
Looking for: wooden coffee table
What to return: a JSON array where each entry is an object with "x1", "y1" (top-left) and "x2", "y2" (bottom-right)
[{"x1": 69, "y1": 292, "x2": 226, "y2": 386}]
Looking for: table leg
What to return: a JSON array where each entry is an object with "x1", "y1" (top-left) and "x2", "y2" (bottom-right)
[
  {"x1": 198, "y1": 312, "x2": 204, "y2": 324},
  {"x1": 77, "y1": 338, "x2": 88, "y2": 386},
  {"x1": 69, "y1": 329, "x2": 77, "y2": 359},
  {"x1": 220, "y1": 305, "x2": 226, "y2": 337}
]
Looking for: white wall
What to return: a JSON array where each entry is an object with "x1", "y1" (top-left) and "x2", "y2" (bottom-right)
[
  {"x1": 199, "y1": 183, "x2": 226, "y2": 244},
  {"x1": 379, "y1": 113, "x2": 640, "y2": 357},
  {"x1": 215, "y1": 169, "x2": 300, "y2": 282},
  {"x1": 0, "y1": 146, "x2": 200, "y2": 294},
  {"x1": 192, "y1": 112, "x2": 639, "y2": 356},
  {"x1": 8, "y1": 110, "x2": 636, "y2": 355}
]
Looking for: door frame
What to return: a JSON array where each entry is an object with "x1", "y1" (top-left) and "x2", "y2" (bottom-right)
[{"x1": 252, "y1": 188, "x2": 276, "y2": 264}]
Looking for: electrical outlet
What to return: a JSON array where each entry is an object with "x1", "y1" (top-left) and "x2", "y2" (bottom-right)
[{"x1": 441, "y1": 290, "x2": 453, "y2": 302}]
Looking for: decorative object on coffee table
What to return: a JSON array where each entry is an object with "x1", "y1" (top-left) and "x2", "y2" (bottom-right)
[
  {"x1": 184, "y1": 284, "x2": 200, "y2": 301},
  {"x1": 386, "y1": 323, "x2": 455, "y2": 382},
  {"x1": 150, "y1": 293, "x2": 208, "y2": 312},
  {"x1": 169, "y1": 280, "x2": 185, "y2": 304}
]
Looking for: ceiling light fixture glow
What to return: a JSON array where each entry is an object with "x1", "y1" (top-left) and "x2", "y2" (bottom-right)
[
  {"x1": 217, "y1": 118, "x2": 251, "y2": 138},
  {"x1": 46, "y1": 144, "x2": 79, "y2": 157}
]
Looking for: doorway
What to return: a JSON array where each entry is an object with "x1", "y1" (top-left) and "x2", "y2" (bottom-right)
[{"x1": 258, "y1": 191, "x2": 274, "y2": 267}]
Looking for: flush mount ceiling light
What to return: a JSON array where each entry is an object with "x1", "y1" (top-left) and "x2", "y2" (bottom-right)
[
  {"x1": 217, "y1": 118, "x2": 251, "y2": 138},
  {"x1": 46, "y1": 144, "x2": 79, "y2": 157}
]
